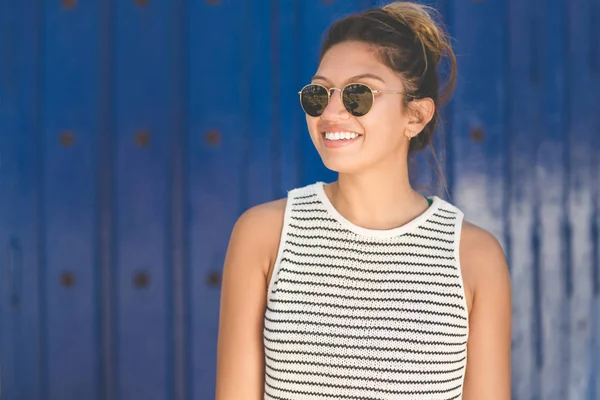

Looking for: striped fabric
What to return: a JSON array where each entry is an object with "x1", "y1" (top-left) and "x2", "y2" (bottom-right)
[{"x1": 263, "y1": 182, "x2": 469, "y2": 400}]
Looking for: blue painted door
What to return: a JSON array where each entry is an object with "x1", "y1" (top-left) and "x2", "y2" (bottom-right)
[{"x1": 1, "y1": 0, "x2": 598, "y2": 399}]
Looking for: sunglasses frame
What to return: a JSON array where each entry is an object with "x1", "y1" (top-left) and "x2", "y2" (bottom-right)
[{"x1": 298, "y1": 82, "x2": 414, "y2": 117}]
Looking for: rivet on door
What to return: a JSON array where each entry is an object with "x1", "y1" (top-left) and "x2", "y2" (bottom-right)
[
  {"x1": 60, "y1": 131, "x2": 75, "y2": 147},
  {"x1": 60, "y1": 271, "x2": 76, "y2": 288}
]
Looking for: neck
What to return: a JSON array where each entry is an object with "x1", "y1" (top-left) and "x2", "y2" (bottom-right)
[{"x1": 327, "y1": 159, "x2": 429, "y2": 230}]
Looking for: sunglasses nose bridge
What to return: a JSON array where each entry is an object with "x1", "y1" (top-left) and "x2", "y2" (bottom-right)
[
  {"x1": 321, "y1": 88, "x2": 347, "y2": 119},
  {"x1": 323, "y1": 87, "x2": 346, "y2": 113},
  {"x1": 327, "y1": 87, "x2": 342, "y2": 100}
]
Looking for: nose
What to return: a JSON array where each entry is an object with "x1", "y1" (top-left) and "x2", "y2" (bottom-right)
[{"x1": 320, "y1": 88, "x2": 349, "y2": 120}]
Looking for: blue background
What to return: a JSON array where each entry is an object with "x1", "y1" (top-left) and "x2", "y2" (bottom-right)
[{"x1": 1, "y1": 0, "x2": 599, "y2": 399}]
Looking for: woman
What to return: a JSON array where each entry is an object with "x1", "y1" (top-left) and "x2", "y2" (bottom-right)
[{"x1": 216, "y1": 2, "x2": 511, "y2": 399}]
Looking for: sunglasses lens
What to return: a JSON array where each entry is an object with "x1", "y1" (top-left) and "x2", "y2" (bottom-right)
[
  {"x1": 342, "y1": 84, "x2": 373, "y2": 117},
  {"x1": 300, "y1": 85, "x2": 329, "y2": 117}
]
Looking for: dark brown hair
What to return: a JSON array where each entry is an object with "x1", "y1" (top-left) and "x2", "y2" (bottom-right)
[{"x1": 319, "y1": 2, "x2": 457, "y2": 155}]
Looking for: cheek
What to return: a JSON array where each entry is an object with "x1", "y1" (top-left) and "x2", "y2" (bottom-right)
[
  {"x1": 306, "y1": 116, "x2": 320, "y2": 136},
  {"x1": 362, "y1": 107, "x2": 405, "y2": 141}
]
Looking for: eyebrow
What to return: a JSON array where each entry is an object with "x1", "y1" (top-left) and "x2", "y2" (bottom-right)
[{"x1": 311, "y1": 73, "x2": 386, "y2": 85}]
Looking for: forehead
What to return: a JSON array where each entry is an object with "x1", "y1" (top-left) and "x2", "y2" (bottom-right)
[{"x1": 316, "y1": 41, "x2": 397, "y2": 84}]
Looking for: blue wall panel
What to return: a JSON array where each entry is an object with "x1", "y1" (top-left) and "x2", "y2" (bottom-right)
[
  {"x1": 1, "y1": 0, "x2": 599, "y2": 399},
  {"x1": 275, "y1": 1, "x2": 302, "y2": 198},
  {"x1": 43, "y1": 2, "x2": 100, "y2": 398},
  {"x1": 114, "y1": 0, "x2": 171, "y2": 398},
  {"x1": 566, "y1": 0, "x2": 597, "y2": 399},
  {"x1": 539, "y1": 1, "x2": 569, "y2": 399},
  {"x1": 242, "y1": 0, "x2": 275, "y2": 207},
  {"x1": 507, "y1": 1, "x2": 539, "y2": 398},
  {"x1": 187, "y1": 2, "x2": 245, "y2": 398},
  {"x1": 448, "y1": 0, "x2": 507, "y2": 244},
  {"x1": 0, "y1": 1, "x2": 43, "y2": 399},
  {"x1": 592, "y1": 3, "x2": 600, "y2": 398}
]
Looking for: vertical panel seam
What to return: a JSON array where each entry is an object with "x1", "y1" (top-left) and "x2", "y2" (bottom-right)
[
  {"x1": 168, "y1": 0, "x2": 188, "y2": 397},
  {"x1": 35, "y1": 0, "x2": 47, "y2": 397},
  {"x1": 98, "y1": 0, "x2": 116, "y2": 397},
  {"x1": 294, "y1": 0, "x2": 303, "y2": 186},
  {"x1": 271, "y1": 0, "x2": 282, "y2": 198}
]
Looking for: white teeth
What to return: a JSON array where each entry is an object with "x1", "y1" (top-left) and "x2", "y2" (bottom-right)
[{"x1": 324, "y1": 131, "x2": 360, "y2": 141}]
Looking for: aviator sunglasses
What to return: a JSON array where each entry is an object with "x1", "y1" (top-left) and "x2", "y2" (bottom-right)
[{"x1": 298, "y1": 83, "x2": 414, "y2": 117}]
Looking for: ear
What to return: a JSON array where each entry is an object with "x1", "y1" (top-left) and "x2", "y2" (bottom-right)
[{"x1": 405, "y1": 97, "x2": 435, "y2": 139}]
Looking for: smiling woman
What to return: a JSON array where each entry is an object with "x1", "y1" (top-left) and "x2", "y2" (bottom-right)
[{"x1": 215, "y1": 2, "x2": 511, "y2": 400}]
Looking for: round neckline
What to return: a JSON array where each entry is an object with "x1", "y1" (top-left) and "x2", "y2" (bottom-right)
[{"x1": 314, "y1": 181, "x2": 442, "y2": 238}]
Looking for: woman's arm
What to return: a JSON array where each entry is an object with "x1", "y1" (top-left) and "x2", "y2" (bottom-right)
[
  {"x1": 461, "y1": 222, "x2": 512, "y2": 400},
  {"x1": 215, "y1": 200, "x2": 286, "y2": 400}
]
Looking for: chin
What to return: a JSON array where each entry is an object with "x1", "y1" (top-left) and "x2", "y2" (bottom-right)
[{"x1": 320, "y1": 155, "x2": 367, "y2": 175}]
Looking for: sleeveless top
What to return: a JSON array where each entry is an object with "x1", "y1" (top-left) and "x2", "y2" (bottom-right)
[{"x1": 263, "y1": 182, "x2": 469, "y2": 400}]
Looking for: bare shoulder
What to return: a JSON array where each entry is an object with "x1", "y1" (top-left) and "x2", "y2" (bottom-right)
[
  {"x1": 459, "y1": 220, "x2": 512, "y2": 399},
  {"x1": 460, "y1": 220, "x2": 507, "y2": 270},
  {"x1": 236, "y1": 197, "x2": 287, "y2": 231},
  {"x1": 216, "y1": 197, "x2": 287, "y2": 399},
  {"x1": 229, "y1": 198, "x2": 287, "y2": 277},
  {"x1": 459, "y1": 221, "x2": 511, "y2": 312}
]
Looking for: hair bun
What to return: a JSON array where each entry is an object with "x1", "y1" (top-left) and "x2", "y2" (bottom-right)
[
  {"x1": 382, "y1": 2, "x2": 448, "y2": 65},
  {"x1": 382, "y1": 2, "x2": 456, "y2": 103}
]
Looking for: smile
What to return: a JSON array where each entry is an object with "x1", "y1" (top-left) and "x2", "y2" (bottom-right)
[{"x1": 322, "y1": 131, "x2": 363, "y2": 148}]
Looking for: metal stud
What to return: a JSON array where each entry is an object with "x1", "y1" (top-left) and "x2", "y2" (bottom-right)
[
  {"x1": 205, "y1": 130, "x2": 221, "y2": 146},
  {"x1": 60, "y1": 271, "x2": 76, "y2": 288},
  {"x1": 62, "y1": 0, "x2": 77, "y2": 9},
  {"x1": 470, "y1": 126, "x2": 485, "y2": 143},
  {"x1": 206, "y1": 271, "x2": 221, "y2": 287},
  {"x1": 60, "y1": 131, "x2": 75, "y2": 147},
  {"x1": 135, "y1": 130, "x2": 151, "y2": 147},
  {"x1": 134, "y1": 271, "x2": 150, "y2": 288}
]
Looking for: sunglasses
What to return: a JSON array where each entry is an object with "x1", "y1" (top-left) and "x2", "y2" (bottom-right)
[{"x1": 298, "y1": 83, "x2": 414, "y2": 117}]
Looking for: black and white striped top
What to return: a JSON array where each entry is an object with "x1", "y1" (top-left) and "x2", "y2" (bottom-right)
[{"x1": 263, "y1": 182, "x2": 469, "y2": 400}]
